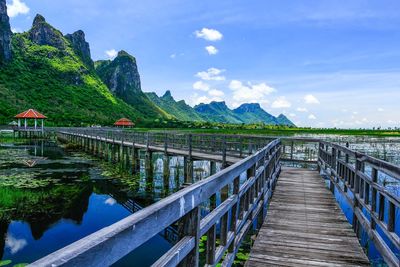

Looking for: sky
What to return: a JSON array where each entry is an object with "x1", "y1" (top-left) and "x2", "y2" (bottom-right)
[{"x1": 6, "y1": 0, "x2": 400, "y2": 128}]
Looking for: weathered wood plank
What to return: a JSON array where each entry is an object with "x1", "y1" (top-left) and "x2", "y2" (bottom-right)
[{"x1": 246, "y1": 168, "x2": 370, "y2": 267}]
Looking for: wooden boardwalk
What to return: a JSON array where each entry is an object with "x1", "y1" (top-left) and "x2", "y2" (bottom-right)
[{"x1": 246, "y1": 168, "x2": 370, "y2": 267}]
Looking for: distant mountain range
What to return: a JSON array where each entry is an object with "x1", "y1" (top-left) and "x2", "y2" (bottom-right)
[
  {"x1": 0, "y1": 2, "x2": 294, "y2": 127},
  {"x1": 146, "y1": 92, "x2": 295, "y2": 126}
]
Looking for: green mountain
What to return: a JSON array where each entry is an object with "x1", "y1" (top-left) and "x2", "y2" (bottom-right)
[
  {"x1": 145, "y1": 90, "x2": 204, "y2": 122},
  {"x1": 0, "y1": 11, "x2": 167, "y2": 125},
  {"x1": 233, "y1": 103, "x2": 278, "y2": 125},
  {"x1": 194, "y1": 101, "x2": 243, "y2": 123},
  {"x1": 94, "y1": 51, "x2": 169, "y2": 119},
  {"x1": 276, "y1": 114, "x2": 296, "y2": 127},
  {"x1": 194, "y1": 101, "x2": 295, "y2": 126}
]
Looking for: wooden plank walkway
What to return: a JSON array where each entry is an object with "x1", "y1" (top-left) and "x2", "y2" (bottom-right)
[{"x1": 246, "y1": 168, "x2": 370, "y2": 267}]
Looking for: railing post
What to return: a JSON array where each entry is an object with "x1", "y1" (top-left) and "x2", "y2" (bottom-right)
[
  {"x1": 184, "y1": 134, "x2": 193, "y2": 184},
  {"x1": 177, "y1": 207, "x2": 200, "y2": 267},
  {"x1": 317, "y1": 142, "x2": 321, "y2": 172},
  {"x1": 290, "y1": 140, "x2": 294, "y2": 160},
  {"x1": 222, "y1": 136, "x2": 227, "y2": 168},
  {"x1": 239, "y1": 136, "x2": 243, "y2": 157},
  {"x1": 352, "y1": 153, "x2": 362, "y2": 236},
  {"x1": 164, "y1": 132, "x2": 168, "y2": 153},
  {"x1": 330, "y1": 147, "x2": 337, "y2": 193}
]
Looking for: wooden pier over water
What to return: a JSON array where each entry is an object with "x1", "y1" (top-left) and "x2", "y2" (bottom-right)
[
  {"x1": 246, "y1": 168, "x2": 370, "y2": 266},
  {"x1": 27, "y1": 128, "x2": 400, "y2": 267}
]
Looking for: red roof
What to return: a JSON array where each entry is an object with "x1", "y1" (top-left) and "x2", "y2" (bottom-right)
[
  {"x1": 15, "y1": 109, "x2": 47, "y2": 119},
  {"x1": 114, "y1": 118, "x2": 134, "y2": 126}
]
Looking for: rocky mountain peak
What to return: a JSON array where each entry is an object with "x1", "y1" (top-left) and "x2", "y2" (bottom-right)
[
  {"x1": 276, "y1": 114, "x2": 295, "y2": 126},
  {"x1": 234, "y1": 103, "x2": 262, "y2": 113},
  {"x1": 29, "y1": 14, "x2": 65, "y2": 50},
  {"x1": 95, "y1": 50, "x2": 141, "y2": 97},
  {"x1": 0, "y1": 0, "x2": 12, "y2": 63},
  {"x1": 32, "y1": 14, "x2": 46, "y2": 26},
  {"x1": 65, "y1": 30, "x2": 93, "y2": 68},
  {"x1": 162, "y1": 90, "x2": 174, "y2": 100}
]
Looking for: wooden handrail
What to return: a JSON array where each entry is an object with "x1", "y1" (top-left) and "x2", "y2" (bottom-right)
[{"x1": 318, "y1": 141, "x2": 400, "y2": 267}]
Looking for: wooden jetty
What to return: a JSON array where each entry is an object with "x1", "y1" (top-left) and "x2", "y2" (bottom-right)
[
  {"x1": 27, "y1": 128, "x2": 400, "y2": 267},
  {"x1": 246, "y1": 168, "x2": 370, "y2": 267}
]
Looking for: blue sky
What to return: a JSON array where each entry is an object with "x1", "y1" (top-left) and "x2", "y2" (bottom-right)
[{"x1": 6, "y1": 0, "x2": 400, "y2": 128}]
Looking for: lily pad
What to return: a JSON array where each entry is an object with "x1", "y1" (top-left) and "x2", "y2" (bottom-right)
[{"x1": 0, "y1": 260, "x2": 12, "y2": 266}]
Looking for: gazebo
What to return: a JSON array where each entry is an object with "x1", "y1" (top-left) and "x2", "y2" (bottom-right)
[
  {"x1": 15, "y1": 109, "x2": 47, "y2": 132},
  {"x1": 114, "y1": 118, "x2": 135, "y2": 128}
]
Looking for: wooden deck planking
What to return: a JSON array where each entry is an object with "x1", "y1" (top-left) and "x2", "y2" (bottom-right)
[{"x1": 246, "y1": 168, "x2": 370, "y2": 267}]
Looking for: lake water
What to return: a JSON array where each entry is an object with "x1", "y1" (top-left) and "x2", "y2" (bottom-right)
[
  {"x1": 0, "y1": 135, "x2": 399, "y2": 266},
  {"x1": 0, "y1": 139, "x2": 222, "y2": 266}
]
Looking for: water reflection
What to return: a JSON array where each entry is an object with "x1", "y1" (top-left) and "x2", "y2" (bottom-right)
[{"x1": 0, "y1": 140, "x2": 218, "y2": 265}]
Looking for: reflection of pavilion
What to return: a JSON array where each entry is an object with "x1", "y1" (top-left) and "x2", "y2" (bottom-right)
[
  {"x1": 14, "y1": 109, "x2": 47, "y2": 134},
  {"x1": 22, "y1": 158, "x2": 47, "y2": 167}
]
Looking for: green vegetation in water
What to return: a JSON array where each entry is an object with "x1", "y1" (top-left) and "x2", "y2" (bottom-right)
[
  {"x1": 0, "y1": 173, "x2": 55, "y2": 189},
  {"x1": 133, "y1": 125, "x2": 400, "y2": 137},
  {"x1": 0, "y1": 260, "x2": 28, "y2": 267},
  {"x1": 198, "y1": 235, "x2": 250, "y2": 266}
]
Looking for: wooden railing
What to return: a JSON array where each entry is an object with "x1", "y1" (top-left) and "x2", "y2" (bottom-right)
[
  {"x1": 29, "y1": 137, "x2": 282, "y2": 267},
  {"x1": 318, "y1": 141, "x2": 400, "y2": 267},
  {"x1": 52, "y1": 128, "x2": 318, "y2": 165}
]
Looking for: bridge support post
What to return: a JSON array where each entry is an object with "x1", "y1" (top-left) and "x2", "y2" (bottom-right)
[
  {"x1": 184, "y1": 156, "x2": 193, "y2": 184},
  {"x1": 145, "y1": 150, "x2": 153, "y2": 179},
  {"x1": 132, "y1": 147, "x2": 140, "y2": 174},
  {"x1": 163, "y1": 154, "x2": 170, "y2": 187},
  {"x1": 210, "y1": 161, "x2": 217, "y2": 175}
]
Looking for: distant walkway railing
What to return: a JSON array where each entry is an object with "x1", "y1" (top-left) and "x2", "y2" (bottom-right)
[
  {"x1": 319, "y1": 141, "x2": 400, "y2": 267},
  {"x1": 29, "y1": 135, "x2": 282, "y2": 266}
]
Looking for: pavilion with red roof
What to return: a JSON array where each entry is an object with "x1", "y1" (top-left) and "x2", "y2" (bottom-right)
[
  {"x1": 114, "y1": 118, "x2": 135, "y2": 128},
  {"x1": 15, "y1": 109, "x2": 47, "y2": 132}
]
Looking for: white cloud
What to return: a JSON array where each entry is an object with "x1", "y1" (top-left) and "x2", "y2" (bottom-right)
[
  {"x1": 193, "y1": 81, "x2": 210, "y2": 91},
  {"x1": 105, "y1": 198, "x2": 116, "y2": 206},
  {"x1": 378, "y1": 108, "x2": 384, "y2": 112},
  {"x1": 195, "y1": 28, "x2": 223, "y2": 41},
  {"x1": 289, "y1": 113, "x2": 296, "y2": 117},
  {"x1": 170, "y1": 54, "x2": 176, "y2": 59},
  {"x1": 105, "y1": 49, "x2": 118, "y2": 60},
  {"x1": 304, "y1": 94, "x2": 320, "y2": 104},
  {"x1": 271, "y1": 97, "x2": 291, "y2": 109},
  {"x1": 308, "y1": 114, "x2": 317, "y2": 120},
  {"x1": 209, "y1": 89, "x2": 224, "y2": 97},
  {"x1": 191, "y1": 93, "x2": 223, "y2": 105},
  {"x1": 6, "y1": 234, "x2": 27, "y2": 254},
  {"x1": 205, "y1": 45, "x2": 218, "y2": 55},
  {"x1": 7, "y1": 0, "x2": 30, "y2": 18},
  {"x1": 229, "y1": 80, "x2": 276, "y2": 105},
  {"x1": 296, "y1": 107, "x2": 308, "y2": 112},
  {"x1": 196, "y1": 68, "x2": 225, "y2": 81}
]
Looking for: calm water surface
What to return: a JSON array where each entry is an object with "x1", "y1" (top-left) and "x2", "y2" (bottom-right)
[{"x1": 0, "y1": 139, "x2": 218, "y2": 266}]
